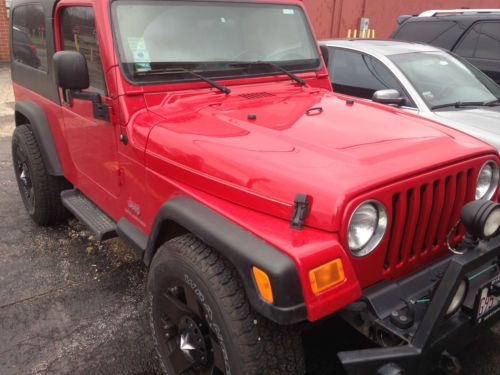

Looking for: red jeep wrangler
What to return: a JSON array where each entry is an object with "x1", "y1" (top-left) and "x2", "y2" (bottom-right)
[{"x1": 9, "y1": 0, "x2": 500, "y2": 374}]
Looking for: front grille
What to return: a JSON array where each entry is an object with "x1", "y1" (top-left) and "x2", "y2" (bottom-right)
[{"x1": 383, "y1": 166, "x2": 476, "y2": 276}]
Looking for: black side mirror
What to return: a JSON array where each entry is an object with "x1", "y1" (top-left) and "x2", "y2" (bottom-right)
[
  {"x1": 53, "y1": 50, "x2": 89, "y2": 90},
  {"x1": 372, "y1": 89, "x2": 406, "y2": 106},
  {"x1": 53, "y1": 50, "x2": 110, "y2": 121}
]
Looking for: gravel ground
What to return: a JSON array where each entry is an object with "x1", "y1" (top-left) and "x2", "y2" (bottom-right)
[{"x1": 0, "y1": 63, "x2": 498, "y2": 375}]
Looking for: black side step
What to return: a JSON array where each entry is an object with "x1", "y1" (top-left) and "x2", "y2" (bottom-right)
[{"x1": 61, "y1": 189, "x2": 117, "y2": 241}]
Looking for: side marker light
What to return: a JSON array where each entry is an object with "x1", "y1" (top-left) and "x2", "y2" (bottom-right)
[
  {"x1": 309, "y1": 259, "x2": 345, "y2": 294},
  {"x1": 252, "y1": 266, "x2": 274, "y2": 304}
]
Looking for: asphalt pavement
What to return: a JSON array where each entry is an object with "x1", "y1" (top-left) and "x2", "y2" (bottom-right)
[
  {"x1": 0, "y1": 64, "x2": 161, "y2": 375},
  {"x1": 0, "y1": 64, "x2": 498, "y2": 375}
]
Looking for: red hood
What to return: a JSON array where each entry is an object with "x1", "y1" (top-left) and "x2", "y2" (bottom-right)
[{"x1": 142, "y1": 83, "x2": 495, "y2": 231}]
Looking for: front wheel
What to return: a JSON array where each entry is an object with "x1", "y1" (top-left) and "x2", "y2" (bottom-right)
[{"x1": 147, "y1": 234, "x2": 305, "y2": 375}]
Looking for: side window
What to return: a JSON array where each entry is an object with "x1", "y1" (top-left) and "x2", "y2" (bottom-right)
[
  {"x1": 456, "y1": 22, "x2": 500, "y2": 61},
  {"x1": 393, "y1": 21, "x2": 460, "y2": 49},
  {"x1": 454, "y1": 24, "x2": 480, "y2": 57},
  {"x1": 12, "y1": 4, "x2": 48, "y2": 71},
  {"x1": 330, "y1": 49, "x2": 410, "y2": 104},
  {"x1": 475, "y1": 22, "x2": 500, "y2": 60},
  {"x1": 60, "y1": 7, "x2": 106, "y2": 92}
]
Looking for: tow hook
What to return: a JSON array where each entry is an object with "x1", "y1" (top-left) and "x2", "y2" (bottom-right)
[
  {"x1": 439, "y1": 351, "x2": 462, "y2": 375},
  {"x1": 376, "y1": 363, "x2": 405, "y2": 375}
]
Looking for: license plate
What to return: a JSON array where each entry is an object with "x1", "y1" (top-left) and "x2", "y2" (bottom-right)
[{"x1": 474, "y1": 274, "x2": 500, "y2": 324}]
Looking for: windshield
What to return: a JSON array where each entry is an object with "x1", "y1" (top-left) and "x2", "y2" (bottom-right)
[
  {"x1": 111, "y1": 1, "x2": 321, "y2": 84},
  {"x1": 389, "y1": 51, "x2": 498, "y2": 109}
]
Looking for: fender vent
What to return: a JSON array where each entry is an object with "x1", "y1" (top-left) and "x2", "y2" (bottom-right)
[{"x1": 239, "y1": 92, "x2": 274, "y2": 99}]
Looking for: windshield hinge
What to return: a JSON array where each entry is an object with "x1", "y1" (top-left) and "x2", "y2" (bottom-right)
[
  {"x1": 93, "y1": 102, "x2": 111, "y2": 122},
  {"x1": 290, "y1": 193, "x2": 310, "y2": 230}
]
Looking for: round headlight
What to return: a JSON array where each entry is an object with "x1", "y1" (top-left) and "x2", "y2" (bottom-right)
[
  {"x1": 475, "y1": 161, "x2": 499, "y2": 200},
  {"x1": 446, "y1": 280, "x2": 468, "y2": 317},
  {"x1": 348, "y1": 200, "x2": 388, "y2": 256}
]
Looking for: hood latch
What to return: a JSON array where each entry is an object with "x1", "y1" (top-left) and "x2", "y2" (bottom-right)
[{"x1": 290, "y1": 193, "x2": 310, "y2": 230}]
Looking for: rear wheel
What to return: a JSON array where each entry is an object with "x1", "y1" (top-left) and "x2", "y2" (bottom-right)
[
  {"x1": 148, "y1": 234, "x2": 305, "y2": 375},
  {"x1": 12, "y1": 125, "x2": 70, "y2": 225}
]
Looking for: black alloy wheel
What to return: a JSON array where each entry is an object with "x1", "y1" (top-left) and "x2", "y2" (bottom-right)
[
  {"x1": 13, "y1": 141, "x2": 35, "y2": 214},
  {"x1": 148, "y1": 234, "x2": 305, "y2": 375},
  {"x1": 154, "y1": 281, "x2": 227, "y2": 375}
]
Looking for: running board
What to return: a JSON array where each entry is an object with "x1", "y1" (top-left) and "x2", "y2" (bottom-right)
[{"x1": 61, "y1": 189, "x2": 117, "y2": 241}]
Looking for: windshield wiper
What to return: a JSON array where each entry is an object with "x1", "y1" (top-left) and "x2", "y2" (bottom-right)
[
  {"x1": 229, "y1": 61, "x2": 306, "y2": 86},
  {"x1": 484, "y1": 99, "x2": 500, "y2": 107},
  {"x1": 431, "y1": 101, "x2": 496, "y2": 110},
  {"x1": 431, "y1": 101, "x2": 484, "y2": 110},
  {"x1": 134, "y1": 67, "x2": 231, "y2": 94}
]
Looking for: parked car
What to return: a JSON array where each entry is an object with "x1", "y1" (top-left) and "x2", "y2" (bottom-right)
[
  {"x1": 320, "y1": 39, "x2": 500, "y2": 149},
  {"x1": 10, "y1": 1, "x2": 500, "y2": 374},
  {"x1": 391, "y1": 9, "x2": 500, "y2": 85}
]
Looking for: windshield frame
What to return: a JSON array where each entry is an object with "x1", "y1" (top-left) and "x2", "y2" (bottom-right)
[
  {"x1": 109, "y1": 0, "x2": 322, "y2": 86},
  {"x1": 388, "y1": 50, "x2": 499, "y2": 110}
]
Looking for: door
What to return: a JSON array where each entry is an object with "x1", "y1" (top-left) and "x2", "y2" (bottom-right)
[
  {"x1": 57, "y1": 5, "x2": 120, "y2": 200},
  {"x1": 454, "y1": 21, "x2": 500, "y2": 85}
]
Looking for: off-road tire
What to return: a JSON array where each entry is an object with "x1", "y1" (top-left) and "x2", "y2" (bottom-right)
[
  {"x1": 12, "y1": 125, "x2": 70, "y2": 225},
  {"x1": 148, "y1": 234, "x2": 305, "y2": 375}
]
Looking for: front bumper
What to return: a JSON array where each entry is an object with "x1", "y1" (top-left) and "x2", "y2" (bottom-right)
[{"x1": 338, "y1": 237, "x2": 500, "y2": 375}]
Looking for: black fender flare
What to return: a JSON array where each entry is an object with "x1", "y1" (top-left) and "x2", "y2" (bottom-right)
[
  {"x1": 15, "y1": 100, "x2": 63, "y2": 176},
  {"x1": 144, "y1": 196, "x2": 307, "y2": 325}
]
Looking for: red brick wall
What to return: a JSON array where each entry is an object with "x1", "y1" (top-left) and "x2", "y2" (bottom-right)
[
  {"x1": 0, "y1": 0, "x2": 9, "y2": 61},
  {"x1": 304, "y1": 0, "x2": 500, "y2": 40}
]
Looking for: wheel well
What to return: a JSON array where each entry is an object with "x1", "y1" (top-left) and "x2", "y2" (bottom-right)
[
  {"x1": 154, "y1": 219, "x2": 190, "y2": 255},
  {"x1": 15, "y1": 111, "x2": 30, "y2": 127},
  {"x1": 143, "y1": 196, "x2": 307, "y2": 324}
]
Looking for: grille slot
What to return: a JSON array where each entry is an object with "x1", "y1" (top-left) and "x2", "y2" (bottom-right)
[
  {"x1": 239, "y1": 92, "x2": 274, "y2": 99},
  {"x1": 384, "y1": 168, "x2": 474, "y2": 272},
  {"x1": 400, "y1": 188, "x2": 417, "y2": 263}
]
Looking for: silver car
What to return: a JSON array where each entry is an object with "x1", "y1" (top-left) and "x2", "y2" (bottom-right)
[{"x1": 320, "y1": 39, "x2": 500, "y2": 149}]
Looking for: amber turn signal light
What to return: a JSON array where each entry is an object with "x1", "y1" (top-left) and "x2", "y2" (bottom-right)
[
  {"x1": 252, "y1": 266, "x2": 274, "y2": 304},
  {"x1": 309, "y1": 259, "x2": 345, "y2": 294}
]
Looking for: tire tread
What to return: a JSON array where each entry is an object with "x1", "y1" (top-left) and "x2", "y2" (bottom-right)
[
  {"x1": 151, "y1": 234, "x2": 305, "y2": 375},
  {"x1": 12, "y1": 125, "x2": 70, "y2": 225}
]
